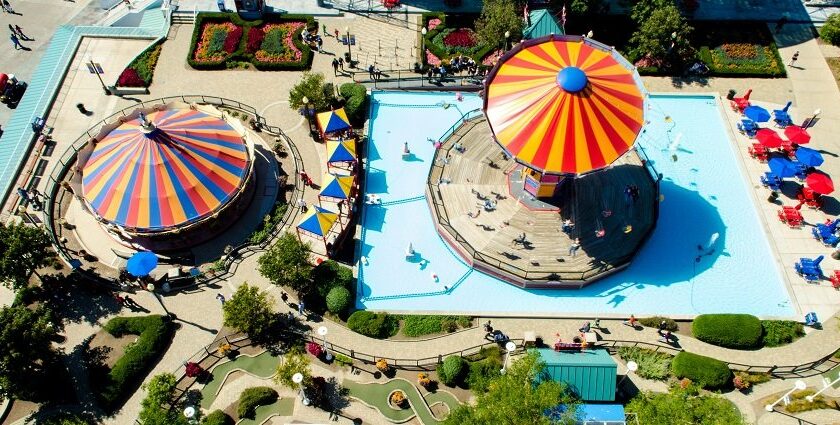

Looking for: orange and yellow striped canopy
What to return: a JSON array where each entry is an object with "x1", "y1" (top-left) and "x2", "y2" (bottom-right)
[{"x1": 484, "y1": 35, "x2": 646, "y2": 175}]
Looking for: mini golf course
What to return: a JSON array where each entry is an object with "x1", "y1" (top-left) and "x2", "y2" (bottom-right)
[{"x1": 343, "y1": 378, "x2": 460, "y2": 424}]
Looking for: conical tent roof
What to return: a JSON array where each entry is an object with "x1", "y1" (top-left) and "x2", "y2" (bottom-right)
[
  {"x1": 297, "y1": 206, "x2": 338, "y2": 237},
  {"x1": 484, "y1": 35, "x2": 646, "y2": 175},
  {"x1": 81, "y1": 109, "x2": 249, "y2": 230},
  {"x1": 327, "y1": 139, "x2": 357, "y2": 163},
  {"x1": 317, "y1": 108, "x2": 352, "y2": 134},
  {"x1": 320, "y1": 174, "x2": 354, "y2": 199}
]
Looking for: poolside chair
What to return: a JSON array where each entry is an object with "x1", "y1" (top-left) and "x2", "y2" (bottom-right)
[
  {"x1": 830, "y1": 271, "x2": 840, "y2": 290},
  {"x1": 811, "y1": 227, "x2": 840, "y2": 246},
  {"x1": 780, "y1": 140, "x2": 797, "y2": 159},
  {"x1": 731, "y1": 89, "x2": 752, "y2": 112},
  {"x1": 795, "y1": 255, "x2": 824, "y2": 282},
  {"x1": 798, "y1": 187, "x2": 823, "y2": 209},
  {"x1": 777, "y1": 206, "x2": 803, "y2": 228},
  {"x1": 773, "y1": 102, "x2": 793, "y2": 127},
  {"x1": 815, "y1": 218, "x2": 840, "y2": 236},
  {"x1": 737, "y1": 119, "x2": 759, "y2": 137},
  {"x1": 748, "y1": 144, "x2": 768, "y2": 162},
  {"x1": 761, "y1": 172, "x2": 782, "y2": 191},
  {"x1": 805, "y1": 312, "x2": 820, "y2": 327}
]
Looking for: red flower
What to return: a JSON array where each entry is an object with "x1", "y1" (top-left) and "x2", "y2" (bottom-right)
[
  {"x1": 185, "y1": 362, "x2": 204, "y2": 378},
  {"x1": 306, "y1": 341, "x2": 324, "y2": 357},
  {"x1": 443, "y1": 28, "x2": 476, "y2": 48},
  {"x1": 247, "y1": 27, "x2": 265, "y2": 53},
  {"x1": 117, "y1": 68, "x2": 145, "y2": 87},
  {"x1": 224, "y1": 26, "x2": 243, "y2": 53}
]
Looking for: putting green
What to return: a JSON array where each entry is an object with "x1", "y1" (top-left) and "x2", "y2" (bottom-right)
[
  {"x1": 236, "y1": 397, "x2": 295, "y2": 425},
  {"x1": 822, "y1": 364, "x2": 840, "y2": 389},
  {"x1": 201, "y1": 352, "x2": 280, "y2": 409},
  {"x1": 343, "y1": 378, "x2": 460, "y2": 424}
]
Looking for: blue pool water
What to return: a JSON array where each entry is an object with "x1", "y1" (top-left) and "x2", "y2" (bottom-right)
[{"x1": 357, "y1": 91, "x2": 794, "y2": 317}]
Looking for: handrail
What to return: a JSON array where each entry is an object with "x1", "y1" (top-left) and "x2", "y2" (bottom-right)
[{"x1": 42, "y1": 96, "x2": 303, "y2": 289}]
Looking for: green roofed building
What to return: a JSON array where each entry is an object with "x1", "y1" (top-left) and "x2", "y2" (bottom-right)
[
  {"x1": 537, "y1": 348, "x2": 617, "y2": 401},
  {"x1": 523, "y1": 9, "x2": 564, "y2": 40}
]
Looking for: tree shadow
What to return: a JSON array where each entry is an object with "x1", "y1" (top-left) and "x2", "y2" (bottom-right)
[{"x1": 39, "y1": 273, "x2": 121, "y2": 325}]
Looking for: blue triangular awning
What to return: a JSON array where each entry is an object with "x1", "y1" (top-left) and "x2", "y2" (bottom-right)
[
  {"x1": 320, "y1": 175, "x2": 354, "y2": 199},
  {"x1": 524, "y1": 9, "x2": 564, "y2": 39}
]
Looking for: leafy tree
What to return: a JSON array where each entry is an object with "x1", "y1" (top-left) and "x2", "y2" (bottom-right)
[
  {"x1": 274, "y1": 346, "x2": 311, "y2": 389},
  {"x1": 0, "y1": 222, "x2": 53, "y2": 290},
  {"x1": 821, "y1": 14, "x2": 840, "y2": 46},
  {"x1": 626, "y1": 387, "x2": 746, "y2": 424},
  {"x1": 139, "y1": 373, "x2": 191, "y2": 425},
  {"x1": 569, "y1": 0, "x2": 602, "y2": 15},
  {"x1": 629, "y1": 2, "x2": 693, "y2": 62},
  {"x1": 311, "y1": 260, "x2": 353, "y2": 297},
  {"x1": 325, "y1": 286, "x2": 351, "y2": 314},
  {"x1": 630, "y1": 0, "x2": 673, "y2": 22},
  {"x1": 258, "y1": 232, "x2": 312, "y2": 294},
  {"x1": 444, "y1": 352, "x2": 577, "y2": 424},
  {"x1": 0, "y1": 304, "x2": 60, "y2": 401},
  {"x1": 222, "y1": 283, "x2": 276, "y2": 338},
  {"x1": 474, "y1": 0, "x2": 525, "y2": 47},
  {"x1": 288, "y1": 72, "x2": 334, "y2": 111}
]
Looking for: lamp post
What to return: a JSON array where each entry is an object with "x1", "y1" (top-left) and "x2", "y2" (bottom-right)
[
  {"x1": 618, "y1": 361, "x2": 638, "y2": 387},
  {"x1": 318, "y1": 326, "x2": 333, "y2": 361},
  {"x1": 805, "y1": 108, "x2": 821, "y2": 128},
  {"x1": 85, "y1": 56, "x2": 111, "y2": 95},
  {"x1": 293, "y1": 372, "x2": 310, "y2": 406},
  {"x1": 765, "y1": 380, "x2": 807, "y2": 412},
  {"x1": 345, "y1": 26, "x2": 353, "y2": 67},
  {"x1": 302, "y1": 96, "x2": 314, "y2": 135},
  {"x1": 146, "y1": 283, "x2": 171, "y2": 318},
  {"x1": 500, "y1": 341, "x2": 516, "y2": 374},
  {"x1": 421, "y1": 27, "x2": 427, "y2": 67},
  {"x1": 504, "y1": 30, "x2": 511, "y2": 52},
  {"x1": 17, "y1": 205, "x2": 32, "y2": 224},
  {"x1": 183, "y1": 406, "x2": 197, "y2": 424}
]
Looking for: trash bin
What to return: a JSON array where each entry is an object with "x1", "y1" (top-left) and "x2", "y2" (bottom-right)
[{"x1": 726, "y1": 89, "x2": 736, "y2": 100}]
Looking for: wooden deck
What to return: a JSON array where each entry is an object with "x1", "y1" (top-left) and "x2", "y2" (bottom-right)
[{"x1": 426, "y1": 117, "x2": 658, "y2": 288}]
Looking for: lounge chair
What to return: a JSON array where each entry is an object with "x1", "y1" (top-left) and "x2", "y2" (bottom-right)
[
  {"x1": 777, "y1": 206, "x2": 803, "y2": 227},
  {"x1": 731, "y1": 89, "x2": 752, "y2": 112},
  {"x1": 830, "y1": 271, "x2": 840, "y2": 290},
  {"x1": 748, "y1": 144, "x2": 768, "y2": 162},
  {"x1": 812, "y1": 227, "x2": 839, "y2": 246},
  {"x1": 773, "y1": 102, "x2": 793, "y2": 127},
  {"x1": 738, "y1": 119, "x2": 758, "y2": 137},
  {"x1": 780, "y1": 141, "x2": 797, "y2": 159},
  {"x1": 798, "y1": 188, "x2": 822, "y2": 209},
  {"x1": 805, "y1": 312, "x2": 819, "y2": 327},
  {"x1": 760, "y1": 172, "x2": 782, "y2": 191},
  {"x1": 795, "y1": 255, "x2": 824, "y2": 282}
]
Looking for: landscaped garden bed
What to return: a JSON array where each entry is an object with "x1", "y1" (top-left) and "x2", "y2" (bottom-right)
[
  {"x1": 188, "y1": 12, "x2": 316, "y2": 70},
  {"x1": 694, "y1": 21, "x2": 786, "y2": 77},
  {"x1": 421, "y1": 13, "x2": 498, "y2": 68},
  {"x1": 116, "y1": 40, "x2": 164, "y2": 88}
]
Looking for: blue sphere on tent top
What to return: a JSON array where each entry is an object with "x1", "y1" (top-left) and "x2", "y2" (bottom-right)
[{"x1": 557, "y1": 66, "x2": 588, "y2": 93}]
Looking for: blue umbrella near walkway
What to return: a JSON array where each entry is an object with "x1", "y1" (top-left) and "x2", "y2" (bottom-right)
[
  {"x1": 769, "y1": 157, "x2": 799, "y2": 178},
  {"x1": 744, "y1": 105, "x2": 771, "y2": 123},
  {"x1": 795, "y1": 146, "x2": 824, "y2": 167},
  {"x1": 126, "y1": 251, "x2": 158, "y2": 277}
]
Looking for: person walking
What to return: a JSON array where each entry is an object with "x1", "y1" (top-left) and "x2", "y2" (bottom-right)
[
  {"x1": 623, "y1": 314, "x2": 638, "y2": 328},
  {"x1": 332, "y1": 58, "x2": 339, "y2": 76},
  {"x1": 216, "y1": 293, "x2": 226, "y2": 305},
  {"x1": 281, "y1": 291, "x2": 289, "y2": 304},
  {"x1": 297, "y1": 198, "x2": 308, "y2": 212},
  {"x1": 368, "y1": 64, "x2": 375, "y2": 80},
  {"x1": 2, "y1": 0, "x2": 14, "y2": 13},
  {"x1": 658, "y1": 320, "x2": 668, "y2": 335},
  {"x1": 10, "y1": 32, "x2": 22, "y2": 50},
  {"x1": 298, "y1": 300, "x2": 305, "y2": 317},
  {"x1": 568, "y1": 238, "x2": 581, "y2": 257},
  {"x1": 316, "y1": 36, "x2": 323, "y2": 52},
  {"x1": 338, "y1": 57, "x2": 344, "y2": 71},
  {"x1": 788, "y1": 50, "x2": 799, "y2": 67}
]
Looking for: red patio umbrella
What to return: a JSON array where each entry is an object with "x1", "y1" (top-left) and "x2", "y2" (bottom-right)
[
  {"x1": 784, "y1": 126, "x2": 811, "y2": 145},
  {"x1": 756, "y1": 128, "x2": 783, "y2": 148},
  {"x1": 806, "y1": 171, "x2": 834, "y2": 195}
]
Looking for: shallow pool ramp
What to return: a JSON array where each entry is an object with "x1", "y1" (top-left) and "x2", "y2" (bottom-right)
[{"x1": 0, "y1": 9, "x2": 168, "y2": 211}]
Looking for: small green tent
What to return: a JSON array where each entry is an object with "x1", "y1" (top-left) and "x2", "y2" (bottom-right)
[
  {"x1": 523, "y1": 9, "x2": 564, "y2": 40},
  {"x1": 537, "y1": 348, "x2": 617, "y2": 401}
]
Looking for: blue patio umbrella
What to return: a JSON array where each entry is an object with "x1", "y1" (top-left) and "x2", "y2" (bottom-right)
[
  {"x1": 768, "y1": 157, "x2": 798, "y2": 178},
  {"x1": 126, "y1": 251, "x2": 158, "y2": 277},
  {"x1": 795, "y1": 146, "x2": 824, "y2": 167},
  {"x1": 744, "y1": 105, "x2": 771, "y2": 123}
]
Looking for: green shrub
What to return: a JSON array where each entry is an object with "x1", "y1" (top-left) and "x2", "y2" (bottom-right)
[
  {"x1": 333, "y1": 353, "x2": 353, "y2": 367},
  {"x1": 617, "y1": 347, "x2": 673, "y2": 380},
  {"x1": 761, "y1": 320, "x2": 804, "y2": 347},
  {"x1": 237, "y1": 386, "x2": 278, "y2": 419},
  {"x1": 402, "y1": 315, "x2": 473, "y2": 337},
  {"x1": 638, "y1": 316, "x2": 678, "y2": 331},
  {"x1": 693, "y1": 314, "x2": 762, "y2": 349},
  {"x1": 785, "y1": 389, "x2": 835, "y2": 413},
  {"x1": 467, "y1": 357, "x2": 501, "y2": 392},
  {"x1": 97, "y1": 315, "x2": 174, "y2": 411},
  {"x1": 339, "y1": 83, "x2": 368, "y2": 125},
  {"x1": 671, "y1": 352, "x2": 732, "y2": 389},
  {"x1": 347, "y1": 311, "x2": 399, "y2": 339},
  {"x1": 821, "y1": 14, "x2": 840, "y2": 46},
  {"x1": 438, "y1": 355, "x2": 467, "y2": 387},
  {"x1": 202, "y1": 409, "x2": 234, "y2": 425},
  {"x1": 326, "y1": 286, "x2": 351, "y2": 314},
  {"x1": 311, "y1": 260, "x2": 354, "y2": 296}
]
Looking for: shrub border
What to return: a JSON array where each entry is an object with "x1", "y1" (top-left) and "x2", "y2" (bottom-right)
[
  {"x1": 187, "y1": 12, "x2": 316, "y2": 71},
  {"x1": 420, "y1": 12, "x2": 497, "y2": 67},
  {"x1": 116, "y1": 38, "x2": 166, "y2": 88}
]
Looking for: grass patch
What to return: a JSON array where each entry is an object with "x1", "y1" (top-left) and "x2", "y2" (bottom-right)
[
  {"x1": 402, "y1": 315, "x2": 473, "y2": 337},
  {"x1": 94, "y1": 315, "x2": 174, "y2": 412},
  {"x1": 761, "y1": 320, "x2": 805, "y2": 347},
  {"x1": 784, "y1": 390, "x2": 837, "y2": 413},
  {"x1": 617, "y1": 347, "x2": 673, "y2": 381}
]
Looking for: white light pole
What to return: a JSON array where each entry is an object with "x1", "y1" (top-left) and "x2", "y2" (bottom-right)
[
  {"x1": 806, "y1": 374, "x2": 840, "y2": 402},
  {"x1": 618, "y1": 361, "x2": 638, "y2": 387},
  {"x1": 805, "y1": 108, "x2": 821, "y2": 128},
  {"x1": 765, "y1": 379, "x2": 807, "y2": 412},
  {"x1": 183, "y1": 406, "x2": 197, "y2": 424},
  {"x1": 504, "y1": 30, "x2": 511, "y2": 52},
  {"x1": 293, "y1": 372, "x2": 310, "y2": 406},
  {"x1": 345, "y1": 26, "x2": 352, "y2": 66},
  {"x1": 318, "y1": 326, "x2": 333, "y2": 361},
  {"x1": 421, "y1": 27, "x2": 427, "y2": 65},
  {"x1": 500, "y1": 341, "x2": 516, "y2": 374}
]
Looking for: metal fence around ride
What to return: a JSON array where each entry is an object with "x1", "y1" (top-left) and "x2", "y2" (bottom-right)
[{"x1": 42, "y1": 95, "x2": 303, "y2": 288}]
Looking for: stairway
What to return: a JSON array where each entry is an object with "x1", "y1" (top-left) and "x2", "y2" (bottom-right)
[{"x1": 171, "y1": 8, "x2": 195, "y2": 24}]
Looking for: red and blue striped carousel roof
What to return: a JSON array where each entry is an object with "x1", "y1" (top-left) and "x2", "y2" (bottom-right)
[{"x1": 81, "y1": 109, "x2": 249, "y2": 231}]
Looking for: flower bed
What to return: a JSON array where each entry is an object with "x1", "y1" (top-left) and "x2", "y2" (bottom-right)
[
  {"x1": 188, "y1": 12, "x2": 315, "y2": 70},
  {"x1": 421, "y1": 13, "x2": 496, "y2": 68},
  {"x1": 116, "y1": 41, "x2": 163, "y2": 88},
  {"x1": 694, "y1": 21, "x2": 785, "y2": 77}
]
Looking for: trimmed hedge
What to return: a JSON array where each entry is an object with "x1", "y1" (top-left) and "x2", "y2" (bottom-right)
[
  {"x1": 339, "y1": 83, "x2": 368, "y2": 126},
  {"x1": 402, "y1": 315, "x2": 472, "y2": 337},
  {"x1": 347, "y1": 311, "x2": 399, "y2": 339},
  {"x1": 437, "y1": 355, "x2": 467, "y2": 386},
  {"x1": 188, "y1": 12, "x2": 316, "y2": 71},
  {"x1": 202, "y1": 410, "x2": 234, "y2": 425},
  {"x1": 761, "y1": 320, "x2": 804, "y2": 347},
  {"x1": 692, "y1": 314, "x2": 762, "y2": 349},
  {"x1": 326, "y1": 286, "x2": 351, "y2": 315},
  {"x1": 97, "y1": 315, "x2": 174, "y2": 411},
  {"x1": 671, "y1": 352, "x2": 732, "y2": 389},
  {"x1": 237, "y1": 386, "x2": 278, "y2": 419}
]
